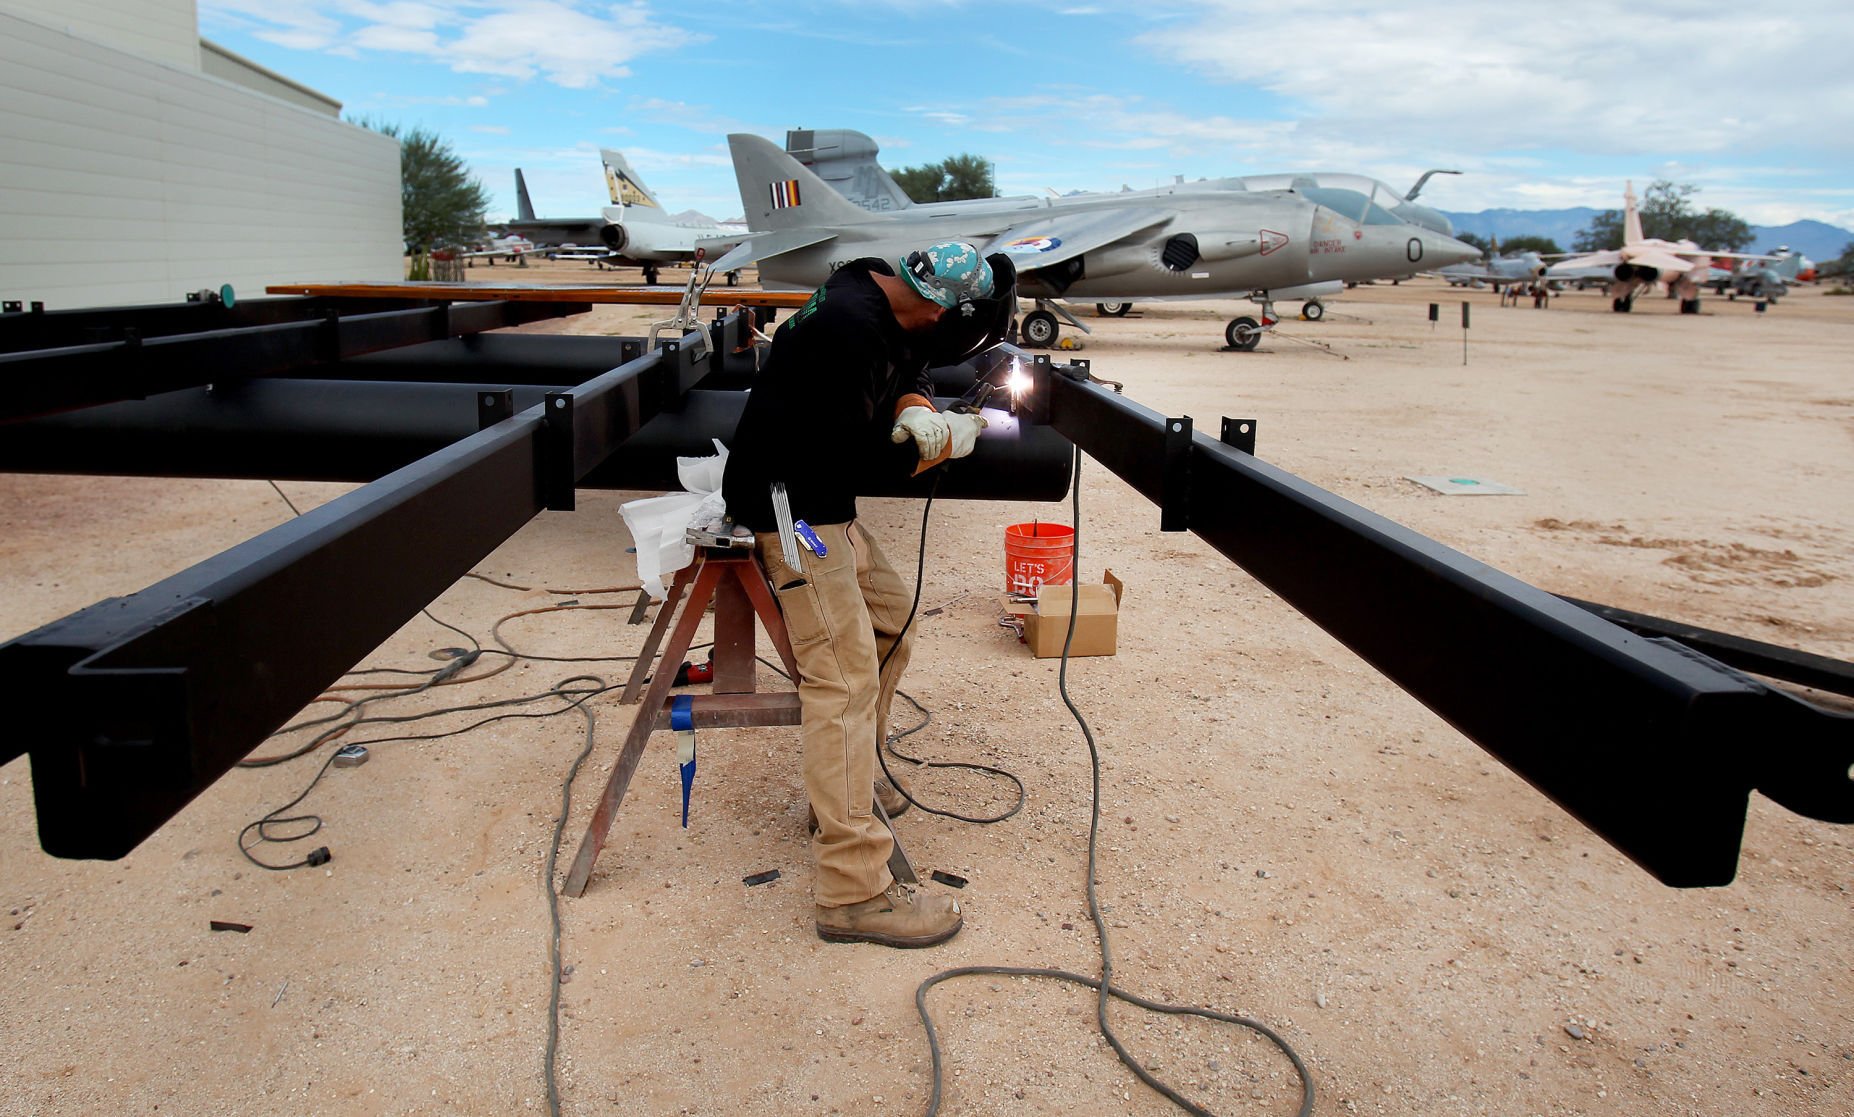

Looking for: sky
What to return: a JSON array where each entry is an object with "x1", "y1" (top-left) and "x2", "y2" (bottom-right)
[{"x1": 198, "y1": 0, "x2": 1854, "y2": 232}]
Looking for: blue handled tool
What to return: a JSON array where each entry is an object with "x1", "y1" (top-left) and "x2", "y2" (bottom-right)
[{"x1": 671, "y1": 694, "x2": 695, "y2": 827}]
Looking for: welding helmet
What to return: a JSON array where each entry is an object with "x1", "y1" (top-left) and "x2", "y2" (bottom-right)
[{"x1": 915, "y1": 249, "x2": 1018, "y2": 366}]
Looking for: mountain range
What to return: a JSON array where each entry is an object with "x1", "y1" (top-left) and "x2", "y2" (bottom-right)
[{"x1": 1438, "y1": 208, "x2": 1853, "y2": 261}]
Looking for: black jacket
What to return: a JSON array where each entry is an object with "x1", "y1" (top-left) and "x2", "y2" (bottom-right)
[{"x1": 722, "y1": 259, "x2": 932, "y2": 530}]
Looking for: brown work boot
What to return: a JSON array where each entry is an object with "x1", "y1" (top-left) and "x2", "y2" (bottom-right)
[
  {"x1": 875, "y1": 776, "x2": 911, "y2": 818},
  {"x1": 816, "y1": 883, "x2": 963, "y2": 948}
]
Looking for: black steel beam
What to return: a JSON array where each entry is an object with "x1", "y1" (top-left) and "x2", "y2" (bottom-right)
[
  {"x1": 0, "y1": 378, "x2": 1074, "y2": 500},
  {"x1": 1, "y1": 340, "x2": 678, "y2": 858},
  {"x1": 1558, "y1": 595, "x2": 1854, "y2": 699},
  {"x1": 0, "y1": 299, "x2": 585, "y2": 423},
  {"x1": 1045, "y1": 369, "x2": 1854, "y2": 887}
]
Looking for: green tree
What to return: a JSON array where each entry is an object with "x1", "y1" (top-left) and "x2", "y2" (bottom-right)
[
  {"x1": 892, "y1": 154, "x2": 997, "y2": 203},
  {"x1": 354, "y1": 118, "x2": 491, "y2": 255},
  {"x1": 1573, "y1": 180, "x2": 1751, "y2": 252},
  {"x1": 1498, "y1": 234, "x2": 1563, "y2": 256},
  {"x1": 1827, "y1": 241, "x2": 1854, "y2": 293}
]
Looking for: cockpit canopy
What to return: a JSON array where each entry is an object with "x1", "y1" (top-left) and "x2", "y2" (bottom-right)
[{"x1": 1213, "y1": 172, "x2": 1456, "y2": 236}]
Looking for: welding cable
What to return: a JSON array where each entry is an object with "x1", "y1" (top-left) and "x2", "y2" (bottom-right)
[
  {"x1": 236, "y1": 675, "x2": 615, "y2": 869},
  {"x1": 238, "y1": 651, "x2": 486, "y2": 766},
  {"x1": 752, "y1": 649, "x2": 1024, "y2": 825},
  {"x1": 464, "y1": 569, "x2": 645, "y2": 596},
  {"x1": 236, "y1": 745, "x2": 342, "y2": 870},
  {"x1": 537, "y1": 674, "x2": 604, "y2": 1117},
  {"x1": 860, "y1": 474, "x2": 1027, "y2": 825},
  {"x1": 911, "y1": 447, "x2": 1315, "y2": 1117},
  {"x1": 491, "y1": 601, "x2": 653, "y2": 664}
]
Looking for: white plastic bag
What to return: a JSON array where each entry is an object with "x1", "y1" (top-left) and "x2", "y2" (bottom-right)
[{"x1": 619, "y1": 440, "x2": 729, "y2": 598}]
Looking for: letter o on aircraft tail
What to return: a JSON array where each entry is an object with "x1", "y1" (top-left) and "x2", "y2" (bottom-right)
[{"x1": 1407, "y1": 237, "x2": 1423, "y2": 263}]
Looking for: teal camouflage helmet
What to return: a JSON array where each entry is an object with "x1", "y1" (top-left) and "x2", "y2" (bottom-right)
[{"x1": 900, "y1": 241, "x2": 995, "y2": 310}]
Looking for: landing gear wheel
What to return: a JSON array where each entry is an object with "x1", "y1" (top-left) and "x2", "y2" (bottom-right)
[
  {"x1": 726, "y1": 271, "x2": 740, "y2": 287},
  {"x1": 643, "y1": 264, "x2": 660, "y2": 285},
  {"x1": 1679, "y1": 298, "x2": 1700, "y2": 315},
  {"x1": 1611, "y1": 295, "x2": 1633, "y2": 313},
  {"x1": 1095, "y1": 301, "x2": 1132, "y2": 317},
  {"x1": 1225, "y1": 316, "x2": 1263, "y2": 351},
  {"x1": 1300, "y1": 300, "x2": 1325, "y2": 322},
  {"x1": 1021, "y1": 310, "x2": 1059, "y2": 349}
]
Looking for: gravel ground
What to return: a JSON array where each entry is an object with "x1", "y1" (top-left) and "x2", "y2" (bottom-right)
[{"x1": 3, "y1": 265, "x2": 1851, "y2": 1115}]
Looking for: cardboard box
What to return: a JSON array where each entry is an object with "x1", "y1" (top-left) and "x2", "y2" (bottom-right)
[{"x1": 1002, "y1": 570, "x2": 1123, "y2": 658}]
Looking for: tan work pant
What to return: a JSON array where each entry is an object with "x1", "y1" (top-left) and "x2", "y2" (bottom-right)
[{"x1": 756, "y1": 520, "x2": 914, "y2": 907}]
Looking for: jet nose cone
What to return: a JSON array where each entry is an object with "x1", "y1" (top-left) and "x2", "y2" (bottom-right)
[{"x1": 1429, "y1": 235, "x2": 1482, "y2": 268}]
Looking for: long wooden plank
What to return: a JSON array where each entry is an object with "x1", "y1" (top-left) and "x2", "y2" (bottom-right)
[{"x1": 265, "y1": 281, "x2": 812, "y2": 308}]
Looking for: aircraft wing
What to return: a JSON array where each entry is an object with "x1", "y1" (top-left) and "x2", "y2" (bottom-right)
[
  {"x1": 1699, "y1": 250, "x2": 1779, "y2": 262},
  {"x1": 1546, "y1": 250, "x2": 1622, "y2": 274},
  {"x1": 1622, "y1": 246, "x2": 1704, "y2": 275},
  {"x1": 1429, "y1": 266, "x2": 1518, "y2": 283},
  {"x1": 983, "y1": 207, "x2": 1175, "y2": 271},
  {"x1": 704, "y1": 228, "x2": 839, "y2": 273},
  {"x1": 549, "y1": 248, "x2": 621, "y2": 263}
]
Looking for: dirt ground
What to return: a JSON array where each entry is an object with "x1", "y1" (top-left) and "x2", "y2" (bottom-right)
[{"x1": 3, "y1": 262, "x2": 1851, "y2": 1116}]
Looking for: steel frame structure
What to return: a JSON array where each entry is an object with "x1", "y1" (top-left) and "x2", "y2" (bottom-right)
[
  {"x1": 0, "y1": 298, "x2": 1848, "y2": 886},
  {"x1": 1016, "y1": 355, "x2": 1853, "y2": 886},
  {"x1": 0, "y1": 296, "x2": 1070, "y2": 858}
]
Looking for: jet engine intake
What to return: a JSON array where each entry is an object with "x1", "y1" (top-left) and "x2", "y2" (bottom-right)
[
  {"x1": 1160, "y1": 234, "x2": 1200, "y2": 272},
  {"x1": 1160, "y1": 233, "x2": 1263, "y2": 272},
  {"x1": 1615, "y1": 263, "x2": 1658, "y2": 283}
]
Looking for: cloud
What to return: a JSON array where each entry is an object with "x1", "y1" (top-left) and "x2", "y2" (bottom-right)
[
  {"x1": 200, "y1": 1, "x2": 706, "y2": 89},
  {"x1": 627, "y1": 99, "x2": 756, "y2": 136},
  {"x1": 1134, "y1": 0, "x2": 1854, "y2": 159}
]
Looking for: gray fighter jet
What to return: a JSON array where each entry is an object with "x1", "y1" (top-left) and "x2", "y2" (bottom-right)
[
  {"x1": 1435, "y1": 251, "x2": 1548, "y2": 289},
  {"x1": 500, "y1": 151, "x2": 742, "y2": 284},
  {"x1": 720, "y1": 131, "x2": 1478, "y2": 349}
]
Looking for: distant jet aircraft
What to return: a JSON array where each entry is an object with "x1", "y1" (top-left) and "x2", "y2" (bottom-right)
[
  {"x1": 498, "y1": 153, "x2": 742, "y2": 284},
  {"x1": 500, "y1": 168, "x2": 604, "y2": 251},
  {"x1": 1706, "y1": 246, "x2": 1815, "y2": 301},
  {"x1": 712, "y1": 133, "x2": 1479, "y2": 349},
  {"x1": 586, "y1": 148, "x2": 745, "y2": 283},
  {"x1": 456, "y1": 232, "x2": 536, "y2": 265},
  {"x1": 1545, "y1": 182, "x2": 1774, "y2": 313},
  {"x1": 1435, "y1": 251, "x2": 1548, "y2": 289},
  {"x1": 781, "y1": 128, "x2": 1464, "y2": 326},
  {"x1": 785, "y1": 128, "x2": 1460, "y2": 236}
]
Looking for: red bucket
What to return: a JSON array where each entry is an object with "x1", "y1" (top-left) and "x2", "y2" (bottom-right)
[{"x1": 1004, "y1": 522, "x2": 1074, "y2": 595}]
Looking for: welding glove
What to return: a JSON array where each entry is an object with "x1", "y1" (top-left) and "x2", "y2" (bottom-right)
[
  {"x1": 944, "y1": 410, "x2": 987, "y2": 460},
  {"x1": 890, "y1": 405, "x2": 951, "y2": 461}
]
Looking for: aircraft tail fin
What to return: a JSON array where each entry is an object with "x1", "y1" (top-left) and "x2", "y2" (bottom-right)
[
  {"x1": 785, "y1": 128, "x2": 915, "y2": 212},
  {"x1": 600, "y1": 148, "x2": 663, "y2": 210},
  {"x1": 728, "y1": 134, "x2": 871, "y2": 231},
  {"x1": 1622, "y1": 180, "x2": 1644, "y2": 245},
  {"x1": 515, "y1": 169, "x2": 536, "y2": 222}
]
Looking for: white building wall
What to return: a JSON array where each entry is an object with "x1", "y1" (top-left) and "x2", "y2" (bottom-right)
[
  {"x1": 200, "y1": 40, "x2": 343, "y2": 118},
  {"x1": 0, "y1": 10, "x2": 401, "y2": 310},
  {"x1": 0, "y1": 0, "x2": 200, "y2": 72}
]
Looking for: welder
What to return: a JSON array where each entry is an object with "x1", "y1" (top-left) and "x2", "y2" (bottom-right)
[{"x1": 721, "y1": 241, "x2": 1015, "y2": 947}]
